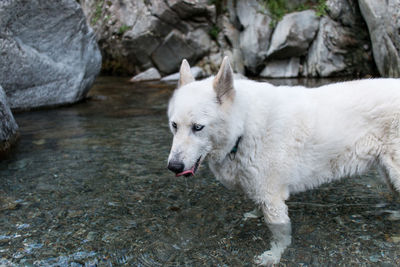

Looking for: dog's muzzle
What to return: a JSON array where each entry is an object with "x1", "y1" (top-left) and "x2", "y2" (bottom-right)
[
  {"x1": 167, "y1": 160, "x2": 184, "y2": 174},
  {"x1": 167, "y1": 156, "x2": 201, "y2": 177}
]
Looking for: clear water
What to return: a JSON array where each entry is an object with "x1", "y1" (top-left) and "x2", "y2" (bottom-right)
[{"x1": 1, "y1": 77, "x2": 399, "y2": 266}]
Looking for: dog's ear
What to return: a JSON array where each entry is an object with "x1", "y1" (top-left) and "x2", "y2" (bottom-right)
[
  {"x1": 213, "y1": 56, "x2": 234, "y2": 104},
  {"x1": 178, "y1": 59, "x2": 194, "y2": 88}
]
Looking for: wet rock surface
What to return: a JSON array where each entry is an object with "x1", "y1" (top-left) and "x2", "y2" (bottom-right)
[
  {"x1": 1, "y1": 77, "x2": 399, "y2": 266},
  {"x1": 0, "y1": 0, "x2": 102, "y2": 109}
]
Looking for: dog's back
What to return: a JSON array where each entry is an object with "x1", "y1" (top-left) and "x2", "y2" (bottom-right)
[{"x1": 231, "y1": 78, "x2": 400, "y2": 193}]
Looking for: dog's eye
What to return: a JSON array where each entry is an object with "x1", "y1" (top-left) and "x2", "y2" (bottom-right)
[
  {"x1": 192, "y1": 124, "x2": 204, "y2": 132},
  {"x1": 171, "y1": 121, "x2": 177, "y2": 129}
]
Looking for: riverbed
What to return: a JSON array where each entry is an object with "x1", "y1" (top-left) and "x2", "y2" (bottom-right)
[{"x1": 1, "y1": 77, "x2": 399, "y2": 266}]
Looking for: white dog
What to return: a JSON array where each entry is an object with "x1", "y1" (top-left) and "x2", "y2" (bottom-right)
[{"x1": 167, "y1": 57, "x2": 400, "y2": 265}]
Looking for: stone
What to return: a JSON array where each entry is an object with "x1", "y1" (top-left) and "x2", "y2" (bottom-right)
[
  {"x1": 267, "y1": 10, "x2": 320, "y2": 59},
  {"x1": 304, "y1": 16, "x2": 374, "y2": 77},
  {"x1": 0, "y1": 0, "x2": 101, "y2": 109},
  {"x1": 304, "y1": 17, "x2": 346, "y2": 77},
  {"x1": 151, "y1": 30, "x2": 194, "y2": 74},
  {"x1": 198, "y1": 53, "x2": 224, "y2": 75},
  {"x1": 219, "y1": 16, "x2": 245, "y2": 75},
  {"x1": 186, "y1": 28, "x2": 213, "y2": 63},
  {"x1": 226, "y1": 0, "x2": 241, "y2": 29},
  {"x1": 327, "y1": 0, "x2": 359, "y2": 27},
  {"x1": 225, "y1": 50, "x2": 245, "y2": 75},
  {"x1": 129, "y1": 68, "x2": 161, "y2": 82},
  {"x1": 166, "y1": 0, "x2": 216, "y2": 21},
  {"x1": 80, "y1": 0, "x2": 214, "y2": 75},
  {"x1": 161, "y1": 67, "x2": 205, "y2": 81},
  {"x1": 0, "y1": 85, "x2": 18, "y2": 153},
  {"x1": 222, "y1": 15, "x2": 240, "y2": 49},
  {"x1": 236, "y1": 0, "x2": 273, "y2": 74},
  {"x1": 151, "y1": 0, "x2": 188, "y2": 33},
  {"x1": 260, "y1": 58, "x2": 300, "y2": 78},
  {"x1": 151, "y1": 30, "x2": 210, "y2": 74},
  {"x1": 359, "y1": 0, "x2": 400, "y2": 77}
]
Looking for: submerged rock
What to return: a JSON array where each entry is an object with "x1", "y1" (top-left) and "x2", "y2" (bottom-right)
[
  {"x1": 0, "y1": 0, "x2": 102, "y2": 109},
  {"x1": 130, "y1": 68, "x2": 161, "y2": 82},
  {"x1": 0, "y1": 85, "x2": 18, "y2": 153},
  {"x1": 359, "y1": 0, "x2": 400, "y2": 77}
]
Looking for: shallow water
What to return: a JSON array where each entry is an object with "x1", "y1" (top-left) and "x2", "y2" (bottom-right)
[{"x1": 1, "y1": 77, "x2": 399, "y2": 266}]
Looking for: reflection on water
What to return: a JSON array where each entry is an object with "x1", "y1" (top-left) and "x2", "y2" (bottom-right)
[{"x1": 1, "y1": 77, "x2": 399, "y2": 266}]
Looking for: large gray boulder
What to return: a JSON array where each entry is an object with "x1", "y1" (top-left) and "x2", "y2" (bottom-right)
[
  {"x1": 267, "y1": 10, "x2": 320, "y2": 59},
  {"x1": 304, "y1": 17, "x2": 347, "y2": 77},
  {"x1": 236, "y1": 0, "x2": 272, "y2": 74},
  {"x1": 303, "y1": 0, "x2": 375, "y2": 77},
  {"x1": 0, "y1": 0, "x2": 101, "y2": 109},
  {"x1": 359, "y1": 0, "x2": 400, "y2": 77},
  {"x1": 0, "y1": 85, "x2": 18, "y2": 153},
  {"x1": 81, "y1": 0, "x2": 214, "y2": 75},
  {"x1": 151, "y1": 29, "x2": 211, "y2": 74}
]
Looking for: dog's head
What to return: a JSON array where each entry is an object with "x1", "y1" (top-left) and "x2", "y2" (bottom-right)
[{"x1": 167, "y1": 56, "x2": 235, "y2": 177}]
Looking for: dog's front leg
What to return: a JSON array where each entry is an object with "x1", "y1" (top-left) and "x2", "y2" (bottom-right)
[{"x1": 254, "y1": 200, "x2": 291, "y2": 266}]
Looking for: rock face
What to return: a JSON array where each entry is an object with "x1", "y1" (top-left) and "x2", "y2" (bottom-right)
[
  {"x1": 0, "y1": 0, "x2": 101, "y2": 109},
  {"x1": 79, "y1": 0, "x2": 388, "y2": 78},
  {"x1": 267, "y1": 10, "x2": 319, "y2": 59},
  {"x1": 80, "y1": 0, "x2": 214, "y2": 75},
  {"x1": 0, "y1": 85, "x2": 18, "y2": 153},
  {"x1": 236, "y1": 0, "x2": 272, "y2": 74},
  {"x1": 304, "y1": 17, "x2": 348, "y2": 76},
  {"x1": 359, "y1": 0, "x2": 400, "y2": 77},
  {"x1": 304, "y1": 0, "x2": 375, "y2": 77}
]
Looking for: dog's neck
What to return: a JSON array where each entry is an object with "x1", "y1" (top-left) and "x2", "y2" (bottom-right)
[
  {"x1": 209, "y1": 94, "x2": 247, "y2": 163},
  {"x1": 228, "y1": 136, "x2": 242, "y2": 160},
  {"x1": 209, "y1": 134, "x2": 243, "y2": 164}
]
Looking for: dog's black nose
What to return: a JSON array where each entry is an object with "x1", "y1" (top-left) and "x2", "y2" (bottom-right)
[{"x1": 167, "y1": 160, "x2": 184, "y2": 174}]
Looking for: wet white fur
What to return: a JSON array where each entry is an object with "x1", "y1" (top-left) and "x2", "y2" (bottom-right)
[{"x1": 168, "y1": 61, "x2": 400, "y2": 265}]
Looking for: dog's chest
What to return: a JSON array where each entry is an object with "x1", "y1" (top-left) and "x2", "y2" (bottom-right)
[{"x1": 209, "y1": 154, "x2": 258, "y2": 193}]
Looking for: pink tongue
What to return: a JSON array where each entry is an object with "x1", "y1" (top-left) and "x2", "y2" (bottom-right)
[{"x1": 176, "y1": 165, "x2": 195, "y2": 177}]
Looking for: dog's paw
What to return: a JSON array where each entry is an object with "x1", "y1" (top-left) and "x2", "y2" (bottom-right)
[
  {"x1": 254, "y1": 250, "x2": 280, "y2": 266},
  {"x1": 243, "y1": 208, "x2": 263, "y2": 221}
]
